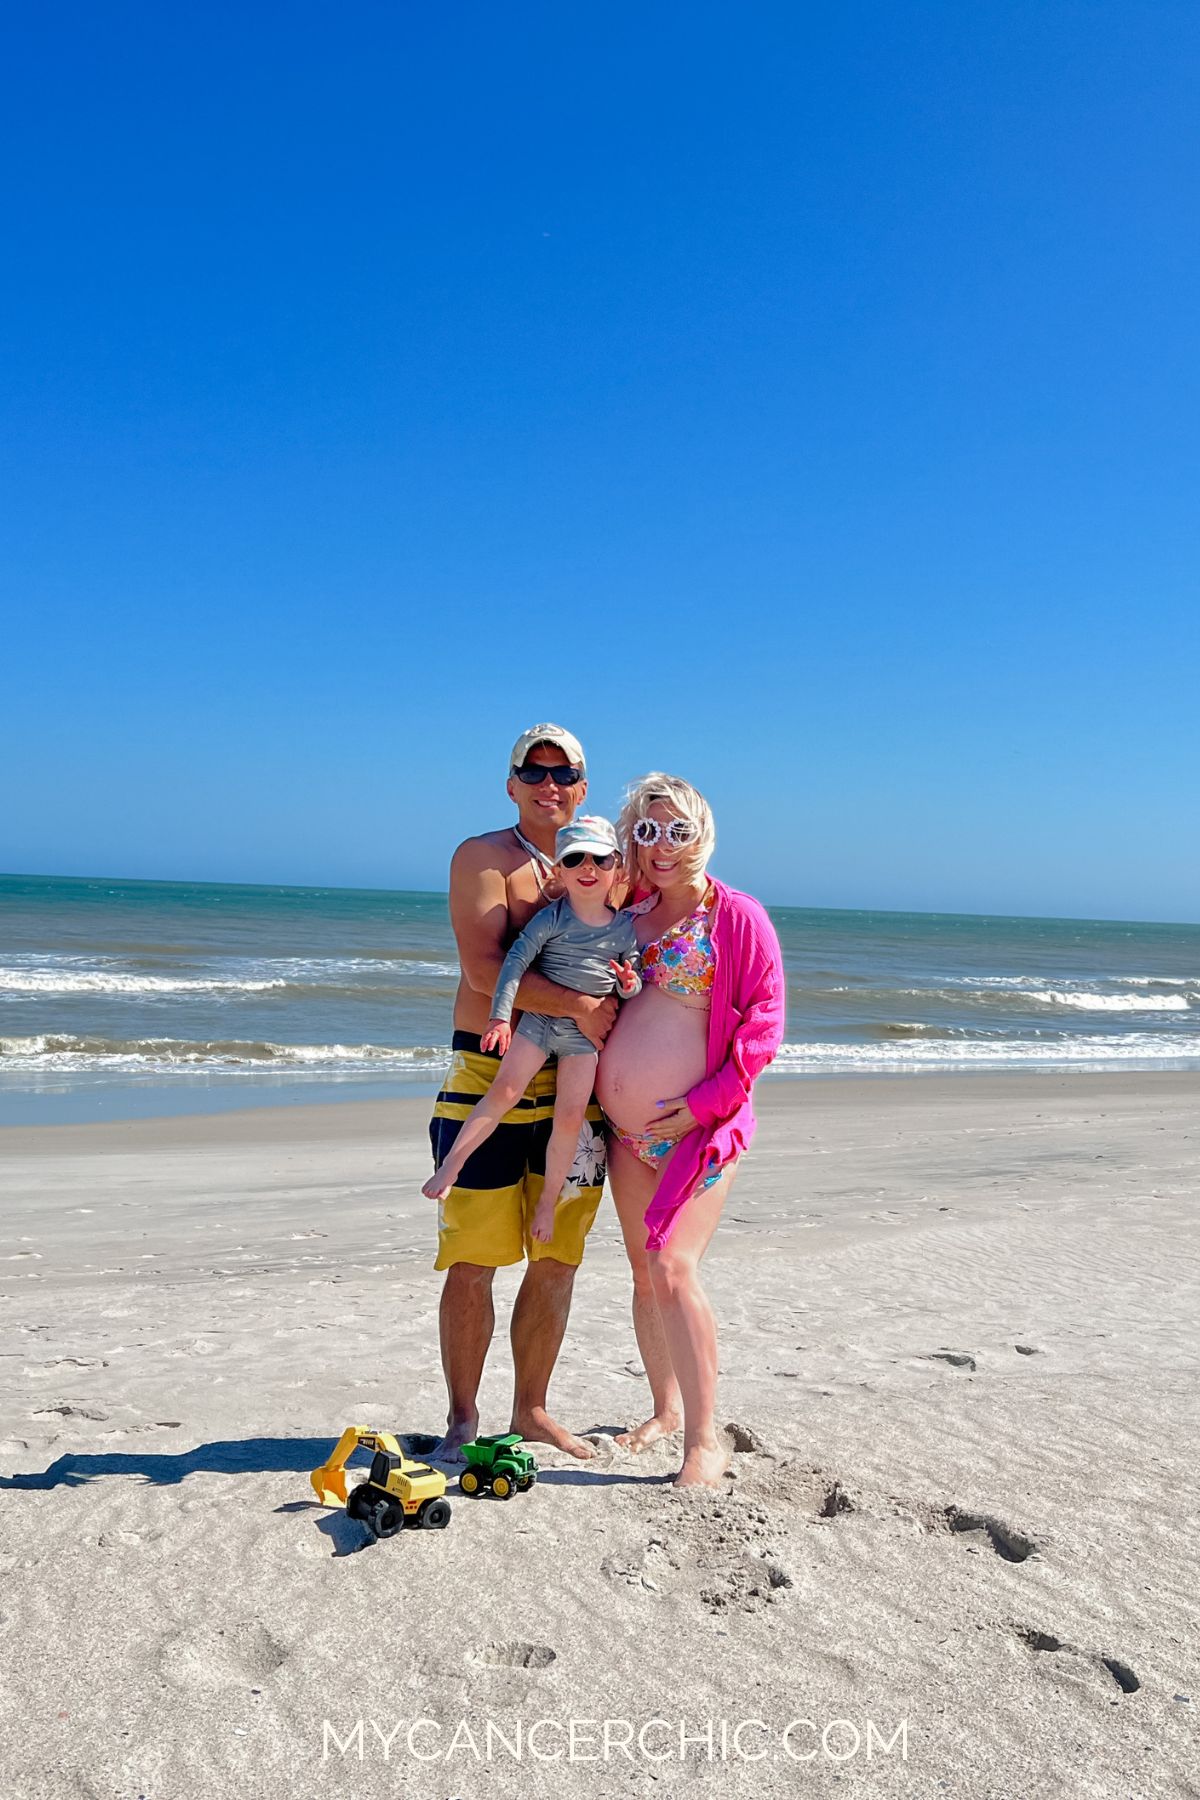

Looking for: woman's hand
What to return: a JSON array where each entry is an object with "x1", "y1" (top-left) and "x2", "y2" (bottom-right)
[
  {"x1": 608, "y1": 957, "x2": 639, "y2": 996},
  {"x1": 652, "y1": 1095, "x2": 700, "y2": 1141},
  {"x1": 481, "y1": 1019, "x2": 511, "y2": 1055}
]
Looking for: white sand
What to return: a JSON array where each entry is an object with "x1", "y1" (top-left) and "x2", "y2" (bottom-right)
[{"x1": 2, "y1": 1075, "x2": 1198, "y2": 1799}]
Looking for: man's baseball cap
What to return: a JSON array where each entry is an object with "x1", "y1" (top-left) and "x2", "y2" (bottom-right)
[
  {"x1": 509, "y1": 722, "x2": 586, "y2": 776},
  {"x1": 555, "y1": 815, "x2": 619, "y2": 862}
]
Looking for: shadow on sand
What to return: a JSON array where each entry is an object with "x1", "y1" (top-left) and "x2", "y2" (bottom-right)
[{"x1": 0, "y1": 1427, "x2": 666, "y2": 1494}]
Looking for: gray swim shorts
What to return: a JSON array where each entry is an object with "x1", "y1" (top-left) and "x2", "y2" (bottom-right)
[{"x1": 515, "y1": 1012, "x2": 597, "y2": 1057}]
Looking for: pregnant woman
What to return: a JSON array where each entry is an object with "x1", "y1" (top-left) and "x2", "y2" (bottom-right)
[{"x1": 596, "y1": 773, "x2": 786, "y2": 1487}]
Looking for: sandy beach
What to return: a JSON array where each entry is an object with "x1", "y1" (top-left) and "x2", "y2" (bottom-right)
[{"x1": 2, "y1": 1074, "x2": 1198, "y2": 1799}]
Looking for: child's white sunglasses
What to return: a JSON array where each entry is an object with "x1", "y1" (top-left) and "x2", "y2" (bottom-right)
[{"x1": 632, "y1": 816, "x2": 698, "y2": 848}]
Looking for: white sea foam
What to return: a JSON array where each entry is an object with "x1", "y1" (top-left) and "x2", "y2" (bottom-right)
[
  {"x1": 246, "y1": 956, "x2": 460, "y2": 981},
  {"x1": 770, "y1": 1034, "x2": 1200, "y2": 1072},
  {"x1": 0, "y1": 955, "x2": 459, "y2": 996},
  {"x1": 6, "y1": 1029, "x2": 1199, "y2": 1081},
  {"x1": 0, "y1": 1035, "x2": 451, "y2": 1074},
  {"x1": 0, "y1": 969, "x2": 288, "y2": 997},
  {"x1": 1026, "y1": 990, "x2": 1190, "y2": 1013}
]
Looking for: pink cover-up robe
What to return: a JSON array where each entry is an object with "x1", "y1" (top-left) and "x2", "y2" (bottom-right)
[{"x1": 640, "y1": 877, "x2": 787, "y2": 1251}]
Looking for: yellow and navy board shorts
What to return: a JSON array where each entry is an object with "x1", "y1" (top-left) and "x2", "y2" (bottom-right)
[{"x1": 430, "y1": 1032, "x2": 607, "y2": 1270}]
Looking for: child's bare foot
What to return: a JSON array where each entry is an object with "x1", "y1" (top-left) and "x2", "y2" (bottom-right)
[
  {"x1": 615, "y1": 1410, "x2": 682, "y2": 1453},
  {"x1": 673, "y1": 1442, "x2": 732, "y2": 1488},
  {"x1": 530, "y1": 1202, "x2": 557, "y2": 1243},
  {"x1": 422, "y1": 1170, "x2": 455, "y2": 1200}
]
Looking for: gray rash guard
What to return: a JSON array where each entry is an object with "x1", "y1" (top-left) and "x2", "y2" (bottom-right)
[{"x1": 491, "y1": 897, "x2": 642, "y2": 1023}]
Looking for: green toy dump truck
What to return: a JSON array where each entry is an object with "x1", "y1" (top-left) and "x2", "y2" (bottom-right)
[{"x1": 458, "y1": 1433, "x2": 538, "y2": 1500}]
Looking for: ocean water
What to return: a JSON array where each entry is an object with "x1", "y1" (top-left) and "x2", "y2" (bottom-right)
[{"x1": 2, "y1": 872, "x2": 1199, "y2": 1123}]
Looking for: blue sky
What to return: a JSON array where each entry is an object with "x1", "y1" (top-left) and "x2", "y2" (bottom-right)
[{"x1": 3, "y1": 2, "x2": 1197, "y2": 920}]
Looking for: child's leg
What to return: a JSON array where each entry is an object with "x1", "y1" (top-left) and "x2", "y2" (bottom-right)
[
  {"x1": 531, "y1": 1052, "x2": 599, "y2": 1239},
  {"x1": 422, "y1": 1034, "x2": 548, "y2": 1200}
]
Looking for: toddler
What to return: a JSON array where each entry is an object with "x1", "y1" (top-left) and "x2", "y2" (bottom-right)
[{"x1": 422, "y1": 816, "x2": 640, "y2": 1241}]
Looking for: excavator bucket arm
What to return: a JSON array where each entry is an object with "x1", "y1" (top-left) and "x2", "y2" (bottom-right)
[{"x1": 310, "y1": 1427, "x2": 403, "y2": 1507}]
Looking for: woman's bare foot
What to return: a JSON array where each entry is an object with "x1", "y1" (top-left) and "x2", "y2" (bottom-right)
[
  {"x1": 422, "y1": 1169, "x2": 456, "y2": 1200},
  {"x1": 616, "y1": 1411, "x2": 683, "y2": 1453},
  {"x1": 510, "y1": 1405, "x2": 597, "y2": 1460},
  {"x1": 674, "y1": 1442, "x2": 731, "y2": 1488}
]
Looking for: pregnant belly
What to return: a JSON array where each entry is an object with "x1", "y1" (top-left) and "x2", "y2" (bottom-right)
[{"x1": 596, "y1": 987, "x2": 710, "y2": 1134}]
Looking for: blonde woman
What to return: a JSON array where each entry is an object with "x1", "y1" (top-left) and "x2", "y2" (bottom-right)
[{"x1": 596, "y1": 774, "x2": 786, "y2": 1486}]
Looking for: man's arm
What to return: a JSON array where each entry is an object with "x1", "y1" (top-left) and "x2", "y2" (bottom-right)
[
  {"x1": 448, "y1": 839, "x2": 617, "y2": 1042},
  {"x1": 490, "y1": 905, "x2": 557, "y2": 1022}
]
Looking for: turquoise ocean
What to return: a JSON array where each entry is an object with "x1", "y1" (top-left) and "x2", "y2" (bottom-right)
[{"x1": 2, "y1": 872, "x2": 1199, "y2": 1124}]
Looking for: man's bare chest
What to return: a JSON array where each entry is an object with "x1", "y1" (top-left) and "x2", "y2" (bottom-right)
[{"x1": 503, "y1": 872, "x2": 554, "y2": 946}]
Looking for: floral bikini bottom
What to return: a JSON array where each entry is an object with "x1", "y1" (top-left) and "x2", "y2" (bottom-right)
[{"x1": 608, "y1": 1121, "x2": 724, "y2": 1188}]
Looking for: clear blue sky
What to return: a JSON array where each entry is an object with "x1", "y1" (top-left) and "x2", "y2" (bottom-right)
[{"x1": 3, "y1": 2, "x2": 1197, "y2": 920}]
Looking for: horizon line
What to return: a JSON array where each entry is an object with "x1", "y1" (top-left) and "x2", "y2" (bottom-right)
[{"x1": 2, "y1": 869, "x2": 1196, "y2": 934}]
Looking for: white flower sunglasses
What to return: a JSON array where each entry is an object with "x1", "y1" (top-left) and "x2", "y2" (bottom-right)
[{"x1": 631, "y1": 816, "x2": 699, "y2": 849}]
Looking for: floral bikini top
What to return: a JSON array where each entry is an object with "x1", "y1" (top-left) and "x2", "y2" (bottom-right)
[{"x1": 634, "y1": 888, "x2": 716, "y2": 1002}]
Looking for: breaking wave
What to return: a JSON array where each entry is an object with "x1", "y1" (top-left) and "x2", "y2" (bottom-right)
[
  {"x1": 1025, "y1": 990, "x2": 1190, "y2": 1013},
  {"x1": 0, "y1": 955, "x2": 460, "y2": 998},
  {"x1": 0, "y1": 969, "x2": 288, "y2": 997},
  {"x1": 0, "y1": 1035, "x2": 451, "y2": 1075},
  {"x1": 771, "y1": 1033, "x2": 1200, "y2": 1073}
]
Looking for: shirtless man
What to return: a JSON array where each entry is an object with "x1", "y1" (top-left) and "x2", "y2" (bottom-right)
[{"x1": 429, "y1": 724, "x2": 617, "y2": 1460}]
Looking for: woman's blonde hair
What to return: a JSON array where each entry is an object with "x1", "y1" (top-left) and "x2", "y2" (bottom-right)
[{"x1": 616, "y1": 771, "x2": 716, "y2": 889}]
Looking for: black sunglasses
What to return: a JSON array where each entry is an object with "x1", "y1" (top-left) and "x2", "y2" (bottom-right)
[
  {"x1": 512, "y1": 764, "x2": 583, "y2": 787},
  {"x1": 561, "y1": 851, "x2": 616, "y2": 870}
]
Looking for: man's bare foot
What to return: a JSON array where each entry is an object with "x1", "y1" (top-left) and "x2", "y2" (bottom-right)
[
  {"x1": 422, "y1": 1170, "x2": 455, "y2": 1200},
  {"x1": 432, "y1": 1415, "x2": 478, "y2": 1464},
  {"x1": 615, "y1": 1411, "x2": 682, "y2": 1453},
  {"x1": 510, "y1": 1405, "x2": 596, "y2": 1460},
  {"x1": 673, "y1": 1442, "x2": 732, "y2": 1488}
]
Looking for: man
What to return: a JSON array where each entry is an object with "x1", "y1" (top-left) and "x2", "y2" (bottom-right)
[{"x1": 429, "y1": 724, "x2": 617, "y2": 1460}]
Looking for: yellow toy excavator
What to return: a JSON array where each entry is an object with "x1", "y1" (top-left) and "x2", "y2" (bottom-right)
[{"x1": 310, "y1": 1428, "x2": 452, "y2": 1539}]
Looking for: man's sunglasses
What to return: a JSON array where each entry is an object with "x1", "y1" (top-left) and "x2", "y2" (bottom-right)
[
  {"x1": 512, "y1": 764, "x2": 583, "y2": 787},
  {"x1": 561, "y1": 851, "x2": 617, "y2": 870}
]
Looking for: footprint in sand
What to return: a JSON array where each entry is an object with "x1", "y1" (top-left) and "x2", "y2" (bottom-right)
[
  {"x1": 637, "y1": 1495, "x2": 796, "y2": 1617},
  {"x1": 99, "y1": 1420, "x2": 181, "y2": 1438},
  {"x1": 700, "y1": 1557, "x2": 793, "y2": 1615},
  {"x1": 158, "y1": 1619, "x2": 287, "y2": 1692},
  {"x1": 602, "y1": 1535, "x2": 680, "y2": 1592},
  {"x1": 819, "y1": 1480, "x2": 857, "y2": 1519},
  {"x1": 31, "y1": 1403, "x2": 110, "y2": 1422},
  {"x1": 467, "y1": 1641, "x2": 556, "y2": 1670},
  {"x1": 742, "y1": 1456, "x2": 862, "y2": 1524},
  {"x1": 943, "y1": 1506, "x2": 1039, "y2": 1563},
  {"x1": 97, "y1": 1528, "x2": 162, "y2": 1549},
  {"x1": 1015, "y1": 1626, "x2": 1140, "y2": 1694},
  {"x1": 724, "y1": 1420, "x2": 769, "y2": 1455}
]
